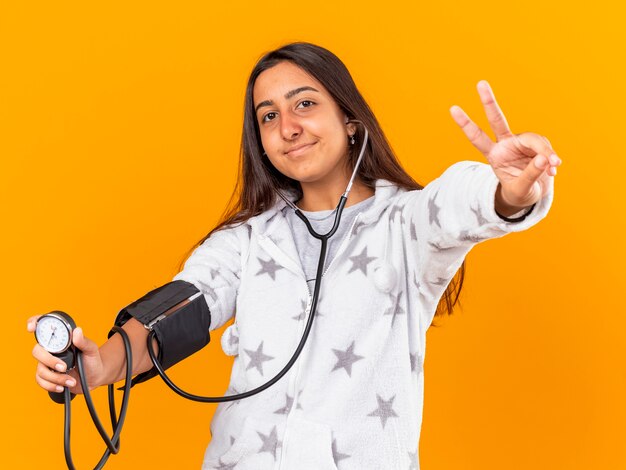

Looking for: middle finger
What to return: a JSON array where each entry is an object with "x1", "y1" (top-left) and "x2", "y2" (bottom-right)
[
  {"x1": 477, "y1": 80, "x2": 514, "y2": 141},
  {"x1": 37, "y1": 362, "x2": 75, "y2": 388}
]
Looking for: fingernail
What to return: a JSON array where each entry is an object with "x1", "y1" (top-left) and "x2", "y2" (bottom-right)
[
  {"x1": 534, "y1": 155, "x2": 547, "y2": 169},
  {"x1": 56, "y1": 385, "x2": 64, "y2": 392},
  {"x1": 66, "y1": 379, "x2": 76, "y2": 387},
  {"x1": 549, "y1": 154, "x2": 561, "y2": 165},
  {"x1": 55, "y1": 363, "x2": 66, "y2": 372}
]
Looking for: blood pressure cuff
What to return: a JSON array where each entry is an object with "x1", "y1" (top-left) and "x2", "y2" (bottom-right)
[{"x1": 109, "y1": 280, "x2": 211, "y2": 387}]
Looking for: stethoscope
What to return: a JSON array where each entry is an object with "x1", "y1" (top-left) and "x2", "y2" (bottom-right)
[
  {"x1": 147, "y1": 120, "x2": 369, "y2": 402},
  {"x1": 34, "y1": 121, "x2": 369, "y2": 469}
]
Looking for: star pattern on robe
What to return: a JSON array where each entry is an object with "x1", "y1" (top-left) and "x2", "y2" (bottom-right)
[
  {"x1": 428, "y1": 192, "x2": 442, "y2": 228},
  {"x1": 210, "y1": 268, "x2": 220, "y2": 280},
  {"x1": 269, "y1": 234, "x2": 283, "y2": 246},
  {"x1": 273, "y1": 393, "x2": 303, "y2": 414},
  {"x1": 351, "y1": 219, "x2": 366, "y2": 237},
  {"x1": 410, "y1": 352, "x2": 423, "y2": 375},
  {"x1": 293, "y1": 299, "x2": 324, "y2": 321},
  {"x1": 292, "y1": 299, "x2": 308, "y2": 321},
  {"x1": 331, "y1": 341, "x2": 365, "y2": 377},
  {"x1": 427, "y1": 240, "x2": 456, "y2": 252},
  {"x1": 256, "y1": 425, "x2": 282, "y2": 461},
  {"x1": 412, "y1": 272, "x2": 422, "y2": 291},
  {"x1": 332, "y1": 438, "x2": 351, "y2": 466},
  {"x1": 244, "y1": 341, "x2": 275, "y2": 376},
  {"x1": 413, "y1": 272, "x2": 430, "y2": 302},
  {"x1": 410, "y1": 221, "x2": 418, "y2": 241},
  {"x1": 367, "y1": 394, "x2": 399, "y2": 429},
  {"x1": 458, "y1": 230, "x2": 489, "y2": 243},
  {"x1": 198, "y1": 280, "x2": 218, "y2": 302},
  {"x1": 389, "y1": 204, "x2": 405, "y2": 224},
  {"x1": 267, "y1": 212, "x2": 280, "y2": 224},
  {"x1": 255, "y1": 256, "x2": 283, "y2": 281},
  {"x1": 408, "y1": 450, "x2": 418, "y2": 469},
  {"x1": 431, "y1": 277, "x2": 448, "y2": 286},
  {"x1": 215, "y1": 457, "x2": 237, "y2": 470},
  {"x1": 471, "y1": 205, "x2": 489, "y2": 225},
  {"x1": 347, "y1": 246, "x2": 376, "y2": 276},
  {"x1": 223, "y1": 386, "x2": 242, "y2": 412},
  {"x1": 227, "y1": 329, "x2": 239, "y2": 348},
  {"x1": 385, "y1": 291, "x2": 406, "y2": 326}
]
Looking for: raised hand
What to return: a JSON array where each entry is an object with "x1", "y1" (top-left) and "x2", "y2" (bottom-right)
[{"x1": 450, "y1": 81, "x2": 561, "y2": 215}]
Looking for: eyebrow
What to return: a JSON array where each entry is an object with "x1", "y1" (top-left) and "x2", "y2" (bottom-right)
[{"x1": 254, "y1": 86, "x2": 320, "y2": 113}]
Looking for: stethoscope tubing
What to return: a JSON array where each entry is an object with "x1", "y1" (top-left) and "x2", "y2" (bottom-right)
[
  {"x1": 61, "y1": 326, "x2": 133, "y2": 470},
  {"x1": 147, "y1": 123, "x2": 368, "y2": 402},
  {"x1": 55, "y1": 122, "x2": 370, "y2": 470},
  {"x1": 146, "y1": 207, "x2": 340, "y2": 402}
]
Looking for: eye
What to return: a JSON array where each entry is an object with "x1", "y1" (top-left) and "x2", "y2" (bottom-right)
[
  {"x1": 297, "y1": 100, "x2": 315, "y2": 109},
  {"x1": 262, "y1": 112, "x2": 277, "y2": 123}
]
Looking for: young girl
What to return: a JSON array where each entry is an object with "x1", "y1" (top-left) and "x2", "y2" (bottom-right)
[{"x1": 29, "y1": 42, "x2": 560, "y2": 469}]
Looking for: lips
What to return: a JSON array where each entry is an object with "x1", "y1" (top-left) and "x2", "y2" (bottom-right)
[{"x1": 284, "y1": 142, "x2": 316, "y2": 157}]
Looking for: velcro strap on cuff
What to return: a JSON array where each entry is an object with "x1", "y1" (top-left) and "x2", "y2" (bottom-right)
[
  {"x1": 110, "y1": 280, "x2": 201, "y2": 330},
  {"x1": 109, "y1": 280, "x2": 211, "y2": 386}
]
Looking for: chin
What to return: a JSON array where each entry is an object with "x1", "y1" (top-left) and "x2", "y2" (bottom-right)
[
  {"x1": 290, "y1": 174, "x2": 323, "y2": 185},
  {"x1": 278, "y1": 166, "x2": 323, "y2": 185}
]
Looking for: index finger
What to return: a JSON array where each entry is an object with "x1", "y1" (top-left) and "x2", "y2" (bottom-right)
[
  {"x1": 477, "y1": 80, "x2": 513, "y2": 141},
  {"x1": 449, "y1": 105, "x2": 494, "y2": 156}
]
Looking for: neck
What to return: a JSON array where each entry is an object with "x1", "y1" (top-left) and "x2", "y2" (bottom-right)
[{"x1": 297, "y1": 176, "x2": 374, "y2": 212}]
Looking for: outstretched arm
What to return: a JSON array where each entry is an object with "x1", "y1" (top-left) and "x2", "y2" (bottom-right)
[
  {"x1": 28, "y1": 316, "x2": 158, "y2": 394},
  {"x1": 450, "y1": 80, "x2": 562, "y2": 217}
]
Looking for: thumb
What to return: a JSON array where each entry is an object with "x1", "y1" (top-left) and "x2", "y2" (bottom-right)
[
  {"x1": 72, "y1": 327, "x2": 99, "y2": 356},
  {"x1": 514, "y1": 154, "x2": 551, "y2": 196}
]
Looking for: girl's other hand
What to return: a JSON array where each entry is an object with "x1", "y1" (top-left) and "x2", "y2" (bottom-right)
[
  {"x1": 28, "y1": 315, "x2": 105, "y2": 395},
  {"x1": 449, "y1": 81, "x2": 562, "y2": 211}
]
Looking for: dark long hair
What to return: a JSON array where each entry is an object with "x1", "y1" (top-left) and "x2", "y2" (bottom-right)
[{"x1": 194, "y1": 42, "x2": 464, "y2": 320}]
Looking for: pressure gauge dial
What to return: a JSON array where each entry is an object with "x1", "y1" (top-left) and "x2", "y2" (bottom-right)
[{"x1": 35, "y1": 311, "x2": 75, "y2": 354}]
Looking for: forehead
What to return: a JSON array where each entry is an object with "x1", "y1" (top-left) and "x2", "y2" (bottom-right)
[{"x1": 253, "y1": 61, "x2": 329, "y2": 104}]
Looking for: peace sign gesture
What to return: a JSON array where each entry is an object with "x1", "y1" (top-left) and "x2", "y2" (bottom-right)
[{"x1": 450, "y1": 81, "x2": 561, "y2": 216}]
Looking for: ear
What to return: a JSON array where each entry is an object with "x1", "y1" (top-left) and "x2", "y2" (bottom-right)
[{"x1": 345, "y1": 118, "x2": 356, "y2": 136}]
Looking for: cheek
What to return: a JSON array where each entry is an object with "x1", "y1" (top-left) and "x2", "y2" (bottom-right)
[
  {"x1": 265, "y1": 154, "x2": 292, "y2": 177},
  {"x1": 325, "y1": 126, "x2": 349, "y2": 156},
  {"x1": 258, "y1": 129, "x2": 273, "y2": 152}
]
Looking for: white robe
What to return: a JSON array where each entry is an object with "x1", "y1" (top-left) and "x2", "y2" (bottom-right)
[{"x1": 174, "y1": 161, "x2": 554, "y2": 470}]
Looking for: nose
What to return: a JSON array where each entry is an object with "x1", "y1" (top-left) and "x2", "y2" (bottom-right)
[{"x1": 280, "y1": 111, "x2": 302, "y2": 141}]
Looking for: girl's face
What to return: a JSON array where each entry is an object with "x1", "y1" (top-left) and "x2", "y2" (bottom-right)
[{"x1": 253, "y1": 61, "x2": 355, "y2": 189}]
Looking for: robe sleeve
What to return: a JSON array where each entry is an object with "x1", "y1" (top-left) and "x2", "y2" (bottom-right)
[
  {"x1": 173, "y1": 223, "x2": 248, "y2": 331},
  {"x1": 401, "y1": 161, "x2": 554, "y2": 327}
]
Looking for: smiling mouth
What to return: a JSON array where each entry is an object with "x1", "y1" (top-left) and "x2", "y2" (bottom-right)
[{"x1": 285, "y1": 142, "x2": 316, "y2": 156}]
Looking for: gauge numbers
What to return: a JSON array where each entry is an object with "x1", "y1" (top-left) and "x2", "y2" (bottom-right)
[{"x1": 35, "y1": 314, "x2": 72, "y2": 354}]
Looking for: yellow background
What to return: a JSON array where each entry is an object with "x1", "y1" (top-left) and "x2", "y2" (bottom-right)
[{"x1": 2, "y1": 1, "x2": 625, "y2": 468}]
